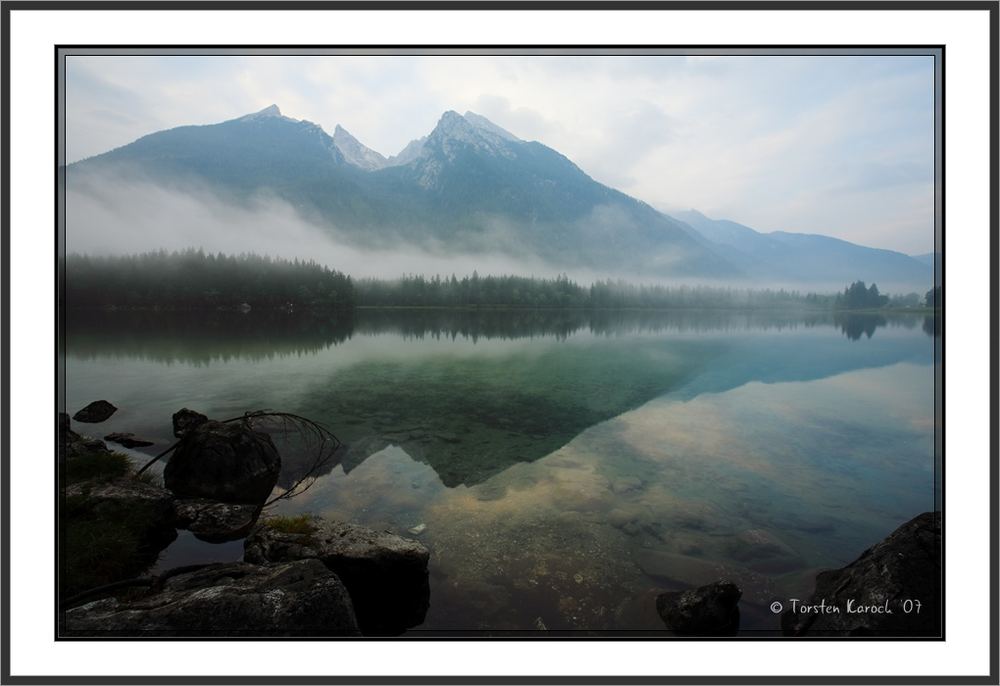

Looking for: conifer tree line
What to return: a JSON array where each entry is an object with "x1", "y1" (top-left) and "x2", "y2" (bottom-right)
[
  {"x1": 64, "y1": 251, "x2": 932, "y2": 312},
  {"x1": 65, "y1": 250, "x2": 355, "y2": 310}
]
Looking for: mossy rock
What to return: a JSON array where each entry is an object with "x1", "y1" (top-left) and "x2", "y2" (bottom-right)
[{"x1": 61, "y1": 479, "x2": 177, "y2": 600}]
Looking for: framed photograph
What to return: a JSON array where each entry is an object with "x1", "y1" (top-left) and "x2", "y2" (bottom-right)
[{"x1": 2, "y1": 2, "x2": 996, "y2": 684}]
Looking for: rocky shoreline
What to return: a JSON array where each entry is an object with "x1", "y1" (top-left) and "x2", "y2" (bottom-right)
[
  {"x1": 60, "y1": 405, "x2": 430, "y2": 637},
  {"x1": 61, "y1": 403, "x2": 940, "y2": 637},
  {"x1": 655, "y1": 511, "x2": 941, "y2": 637},
  {"x1": 780, "y1": 511, "x2": 941, "y2": 636}
]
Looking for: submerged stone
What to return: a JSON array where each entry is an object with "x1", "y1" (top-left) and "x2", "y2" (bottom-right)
[
  {"x1": 636, "y1": 549, "x2": 728, "y2": 587},
  {"x1": 611, "y1": 476, "x2": 644, "y2": 495},
  {"x1": 104, "y1": 432, "x2": 155, "y2": 448},
  {"x1": 726, "y1": 528, "x2": 803, "y2": 574}
]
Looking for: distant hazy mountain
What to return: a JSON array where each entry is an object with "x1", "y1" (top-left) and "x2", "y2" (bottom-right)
[
  {"x1": 70, "y1": 105, "x2": 735, "y2": 278},
  {"x1": 72, "y1": 104, "x2": 379, "y2": 222},
  {"x1": 911, "y1": 252, "x2": 940, "y2": 276},
  {"x1": 675, "y1": 210, "x2": 931, "y2": 291},
  {"x1": 69, "y1": 104, "x2": 929, "y2": 288}
]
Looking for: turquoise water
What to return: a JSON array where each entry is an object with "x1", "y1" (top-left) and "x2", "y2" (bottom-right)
[{"x1": 64, "y1": 309, "x2": 938, "y2": 632}]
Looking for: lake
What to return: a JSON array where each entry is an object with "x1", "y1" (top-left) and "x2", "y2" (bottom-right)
[{"x1": 63, "y1": 308, "x2": 939, "y2": 634}]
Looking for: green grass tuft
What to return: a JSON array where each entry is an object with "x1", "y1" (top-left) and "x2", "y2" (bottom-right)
[
  {"x1": 264, "y1": 514, "x2": 317, "y2": 536},
  {"x1": 61, "y1": 494, "x2": 175, "y2": 599}
]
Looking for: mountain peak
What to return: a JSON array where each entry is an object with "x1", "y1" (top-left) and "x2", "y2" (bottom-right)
[
  {"x1": 234, "y1": 104, "x2": 291, "y2": 123},
  {"x1": 332, "y1": 124, "x2": 388, "y2": 171},
  {"x1": 434, "y1": 110, "x2": 470, "y2": 132},
  {"x1": 431, "y1": 110, "x2": 519, "y2": 141},
  {"x1": 463, "y1": 111, "x2": 519, "y2": 141},
  {"x1": 426, "y1": 110, "x2": 519, "y2": 161}
]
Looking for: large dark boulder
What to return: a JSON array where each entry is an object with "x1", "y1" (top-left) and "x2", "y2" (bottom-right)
[
  {"x1": 245, "y1": 518, "x2": 430, "y2": 635},
  {"x1": 63, "y1": 560, "x2": 360, "y2": 636},
  {"x1": 782, "y1": 512, "x2": 941, "y2": 636},
  {"x1": 164, "y1": 420, "x2": 280, "y2": 505},
  {"x1": 72, "y1": 400, "x2": 117, "y2": 423},
  {"x1": 62, "y1": 479, "x2": 178, "y2": 599},
  {"x1": 656, "y1": 581, "x2": 742, "y2": 635},
  {"x1": 172, "y1": 408, "x2": 208, "y2": 438},
  {"x1": 173, "y1": 498, "x2": 262, "y2": 543}
]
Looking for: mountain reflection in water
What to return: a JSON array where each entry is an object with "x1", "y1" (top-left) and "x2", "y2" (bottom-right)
[{"x1": 64, "y1": 308, "x2": 938, "y2": 632}]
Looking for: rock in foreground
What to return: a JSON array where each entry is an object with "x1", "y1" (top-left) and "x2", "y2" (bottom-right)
[
  {"x1": 104, "y1": 432, "x2": 155, "y2": 448},
  {"x1": 173, "y1": 498, "x2": 263, "y2": 542},
  {"x1": 172, "y1": 408, "x2": 208, "y2": 438},
  {"x1": 64, "y1": 560, "x2": 360, "y2": 636},
  {"x1": 245, "y1": 518, "x2": 430, "y2": 635},
  {"x1": 65, "y1": 478, "x2": 176, "y2": 531},
  {"x1": 781, "y1": 511, "x2": 941, "y2": 636},
  {"x1": 72, "y1": 400, "x2": 117, "y2": 423},
  {"x1": 62, "y1": 478, "x2": 178, "y2": 599},
  {"x1": 164, "y1": 420, "x2": 280, "y2": 504},
  {"x1": 61, "y1": 413, "x2": 111, "y2": 460},
  {"x1": 656, "y1": 581, "x2": 742, "y2": 635}
]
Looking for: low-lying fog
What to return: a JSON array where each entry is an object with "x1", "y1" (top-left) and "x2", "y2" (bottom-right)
[{"x1": 64, "y1": 172, "x2": 917, "y2": 295}]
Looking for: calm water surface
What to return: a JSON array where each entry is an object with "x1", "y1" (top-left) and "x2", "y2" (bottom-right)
[{"x1": 65, "y1": 309, "x2": 938, "y2": 632}]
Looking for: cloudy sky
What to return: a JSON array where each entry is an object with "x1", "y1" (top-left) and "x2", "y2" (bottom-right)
[{"x1": 66, "y1": 54, "x2": 935, "y2": 254}]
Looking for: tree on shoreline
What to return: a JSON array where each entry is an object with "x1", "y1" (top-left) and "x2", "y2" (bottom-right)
[
  {"x1": 835, "y1": 281, "x2": 890, "y2": 310},
  {"x1": 65, "y1": 252, "x2": 926, "y2": 313},
  {"x1": 924, "y1": 285, "x2": 941, "y2": 309}
]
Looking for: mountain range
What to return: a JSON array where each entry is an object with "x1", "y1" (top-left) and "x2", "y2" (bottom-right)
[{"x1": 68, "y1": 104, "x2": 933, "y2": 290}]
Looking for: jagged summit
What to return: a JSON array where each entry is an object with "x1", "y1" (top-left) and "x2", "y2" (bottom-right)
[
  {"x1": 333, "y1": 124, "x2": 389, "y2": 171},
  {"x1": 224, "y1": 108, "x2": 521, "y2": 170},
  {"x1": 387, "y1": 136, "x2": 427, "y2": 167},
  {"x1": 425, "y1": 110, "x2": 518, "y2": 160},
  {"x1": 239, "y1": 104, "x2": 286, "y2": 121},
  {"x1": 330, "y1": 111, "x2": 520, "y2": 170},
  {"x1": 463, "y1": 111, "x2": 519, "y2": 141},
  {"x1": 428, "y1": 110, "x2": 512, "y2": 141}
]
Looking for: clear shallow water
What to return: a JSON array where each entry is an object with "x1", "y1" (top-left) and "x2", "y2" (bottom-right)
[{"x1": 64, "y1": 309, "x2": 938, "y2": 632}]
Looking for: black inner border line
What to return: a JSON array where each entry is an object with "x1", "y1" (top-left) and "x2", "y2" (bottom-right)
[
  {"x1": 53, "y1": 43, "x2": 944, "y2": 642},
  {"x1": 1, "y1": 1, "x2": 999, "y2": 10},
  {"x1": 0, "y1": 1, "x2": 992, "y2": 682}
]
